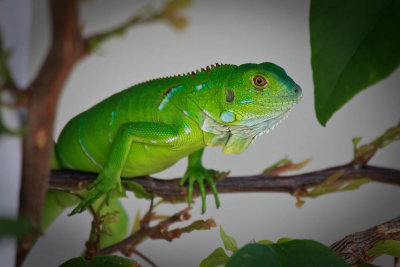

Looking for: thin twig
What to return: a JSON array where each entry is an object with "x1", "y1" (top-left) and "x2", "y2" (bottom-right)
[
  {"x1": 99, "y1": 205, "x2": 215, "y2": 258},
  {"x1": 130, "y1": 248, "x2": 157, "y2": 267},
  {"x1": 353, "y1": 122, "x2": 400, "y2": 164},
  {"x1": 83, "y1": 0, "x2": 191, "y2": 54},
  {"x1": 100, "y1": 207, "x2": 192, "y2": 255},
  {"x1": 51, "y1": 188, "x2": 102, "y2": 259},
  {"x1": 83, "y1": 8, "x2": 163, "y2": 54}
]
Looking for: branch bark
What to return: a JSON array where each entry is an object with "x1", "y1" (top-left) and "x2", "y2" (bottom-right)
[
  {"x1": 49, "y1": 164, "x2": 400, "y2": 201},
  {"x1": 17, "y1": 0, "x2": 86, "y2": 264},
  {"x1": 100, "y1": 207, "x2": 192, "y2": 255},
  {"x1": 99, "y1": 207, "x2": 216, "y2": 256},
  {"x1": 331, "y1": 216, "x2": 400, "y2": 266}
]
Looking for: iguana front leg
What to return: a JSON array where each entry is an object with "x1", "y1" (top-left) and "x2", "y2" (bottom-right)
[
  {"x1": 180, "y1": 148, "x2": 220, "y2": 213},
  {"x1": 70, "y1": 121, "x2": 178, "y2": 215}
]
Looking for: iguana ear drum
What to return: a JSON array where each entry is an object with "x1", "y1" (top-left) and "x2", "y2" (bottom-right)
[{"x1": 225, "y1": 88, "x2": 234, "y2": 103}]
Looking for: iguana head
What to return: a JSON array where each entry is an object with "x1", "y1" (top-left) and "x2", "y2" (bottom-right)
[{"x1": 201, "y1": 62, "x2": 302, "y2": 154}]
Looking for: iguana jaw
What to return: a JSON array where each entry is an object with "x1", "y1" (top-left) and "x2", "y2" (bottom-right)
[{"x1": 201, "y1": 108, "x2": 293, "y2": 154}]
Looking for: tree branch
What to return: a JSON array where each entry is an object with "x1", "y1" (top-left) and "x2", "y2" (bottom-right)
[
  {"x1": 17, "y1": 0, "x2": 85, "y2": 264},
  {"x1": 50, "y1": 164, "x2": 400, "y2": 202},
  {"x1": 331, "y1": 216, "x2": 400, "y2": 266},
  {"x1": 83, "y1": 8, "x2": 163, "y2": 54},
  {"x1": 50, "y1": 162, "x2": 400, "y2": 264},
  {"x1": 83, "y1": 0, "x2": 191, "y2": 54},
  {"x1": 99, "y1": 207, "x2": 216, "y2": 256}
]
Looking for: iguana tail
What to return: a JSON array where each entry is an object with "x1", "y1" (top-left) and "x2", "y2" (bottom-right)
[
  {"x1": 42, "y1": 190, "x2": 129, "y2": 249},
  {"x1": 44, "y1": 142, "x2": 129, "y2": 249},
  {"x1": 51, "y1": 141, "x2": 61, "y2": 170}
]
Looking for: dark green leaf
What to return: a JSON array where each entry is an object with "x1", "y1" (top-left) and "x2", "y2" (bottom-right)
[
  {"x1": 367, "y1": 240, "x2": 400, "y2": 258},
  {"x1": 220, "y1": 225, "x2": 238, "y2": 253},
  {"x1": 276, "y1": 237, "x2": 293, "y2": 243},
  {"x1": 226, "y1": 240, "x2": 349, "y2": 267},
  {"x1": 199, "y1": 247, "x2": 230, "y2": 267},
  {"x1": 359, "y1": 260, "x2": 379, "y2": 267},
  {"x1": 124, "y1": 181, "x2": 152, "y2": 199},
  {"x1": 59, "y1": 255, "x2": 138, "y2": 267},
  {"x1": 0, "y1": 217, "x2": 32, "y2": 239},
  {"x1": 310, "y1": 0, "x2": 400, "y2": 125},
  {"x1": 226, "y1": 243, "x2": 278, "y2": 267}
]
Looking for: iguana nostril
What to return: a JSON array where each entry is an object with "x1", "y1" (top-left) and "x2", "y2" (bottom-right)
[{"x1": 294, "y1": 88, "x2": 299, "y2": 94}]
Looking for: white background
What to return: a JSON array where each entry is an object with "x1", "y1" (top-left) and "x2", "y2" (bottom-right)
[{"x1": 1, "y1": 0, "x2": 399, "y2": 266}]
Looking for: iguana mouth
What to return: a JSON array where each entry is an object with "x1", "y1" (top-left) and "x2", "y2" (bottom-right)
[
  {"x1": 201, "y1": 109, "x2": 292, "y2": 154},
  {"x1": 258, "y1": 96, "x2": 302, "y2": 112}
]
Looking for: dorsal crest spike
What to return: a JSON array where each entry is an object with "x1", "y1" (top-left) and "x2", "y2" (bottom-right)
[{"x1": 180, "y1": 62, "x2": 229, "y2": 77}]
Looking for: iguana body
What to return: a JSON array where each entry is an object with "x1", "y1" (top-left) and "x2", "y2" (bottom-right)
[{"x1": 52, "y1": 62, "x2": 302, "y2": 215}]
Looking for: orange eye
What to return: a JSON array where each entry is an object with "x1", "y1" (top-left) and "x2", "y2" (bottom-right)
[{"x1": 253, "y1": 75, "x2": 267, "y2": 87}]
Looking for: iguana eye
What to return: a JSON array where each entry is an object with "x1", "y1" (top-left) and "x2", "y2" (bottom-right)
[{"x1": 253, "y1": 75, "x2": 267, "y2": 87}]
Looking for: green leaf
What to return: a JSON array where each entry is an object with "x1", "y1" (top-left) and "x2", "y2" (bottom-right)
[
  {"x1": 310, "y1": 0, "x2": 400, "y2": 125},
  {"x1": 352, "y1": 137, "x2": 363, "y2": 156},
  {"x1": 0, "y1": 217, "x2": 32, "y2": 239},
  {"x1": 339, "y1": 178, "x2": 371, "y2": 191},
  {"x1": 131, "y1": 210, "x2": 141, "y2": 234},
  {"x1": 226, "y1": 240, "x2": 349, "y2": 267},
  {"x1": 257, "y1": 240, "x2": 273, "y2": 245},
  {"x1": 59, "y1": 255, "x2": 138, "y2": 267},
  {"x1": 164, "y1": 0, "x2": 192, "y2": 9},
  {"x1": 123, "y1": 181, "x2": 152, "y2": 199},
  {"x1": 199, "y1": 247, "x2": 230, "y2": 267},
  {"x1": 178, "y1": 219, "x2": 216, "y2": 234},
  {"x1": 367, "y1": 240, "x2": 400, "y2": 258},
  {"x1": 220, "y1": 225, "x2": 238, "y2": 253}
]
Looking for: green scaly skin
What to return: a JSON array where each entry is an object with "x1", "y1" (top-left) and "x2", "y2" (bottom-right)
[
  {"x1": 53, "y1": 62, "x2": 302, "y2": 215},
  {"x1": 42, "y1": 189, "x2": 128, "y2": 249}
]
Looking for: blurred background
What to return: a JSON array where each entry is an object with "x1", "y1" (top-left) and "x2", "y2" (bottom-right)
[{"x1": 1, "y1": 0, "x2": 399, "y2": 266}]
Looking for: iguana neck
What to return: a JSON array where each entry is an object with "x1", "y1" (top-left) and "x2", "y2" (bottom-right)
[{"x1": 201, "y1": 109, "x2": 292, "y2": 154}]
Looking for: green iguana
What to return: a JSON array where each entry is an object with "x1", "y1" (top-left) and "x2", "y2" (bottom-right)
[{"x1": 47, "y1": 62, "x2": 301, "y2": 247}]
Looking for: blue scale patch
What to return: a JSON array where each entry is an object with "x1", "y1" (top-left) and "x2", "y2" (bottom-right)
[
  {"x1": 195, "y1": 82, "x2": 211, "y2": 91},
  {"x1": 158, "y1": 85, "x2": 184, "y2": 110},
  {"x1": 238, "y1": 99, "x2": 254, "y2": 104},
  {"x1": 220, "y1": 111, "x2": 235, "y2": 122}
]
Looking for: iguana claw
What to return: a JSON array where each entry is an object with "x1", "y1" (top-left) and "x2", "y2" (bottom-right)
[
  {"x1": 180, "y1": 166, "x2": 220, "y2": 213},
  {"x1": 69, "y1": 174, "x2": 123, "y2": 215}
]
